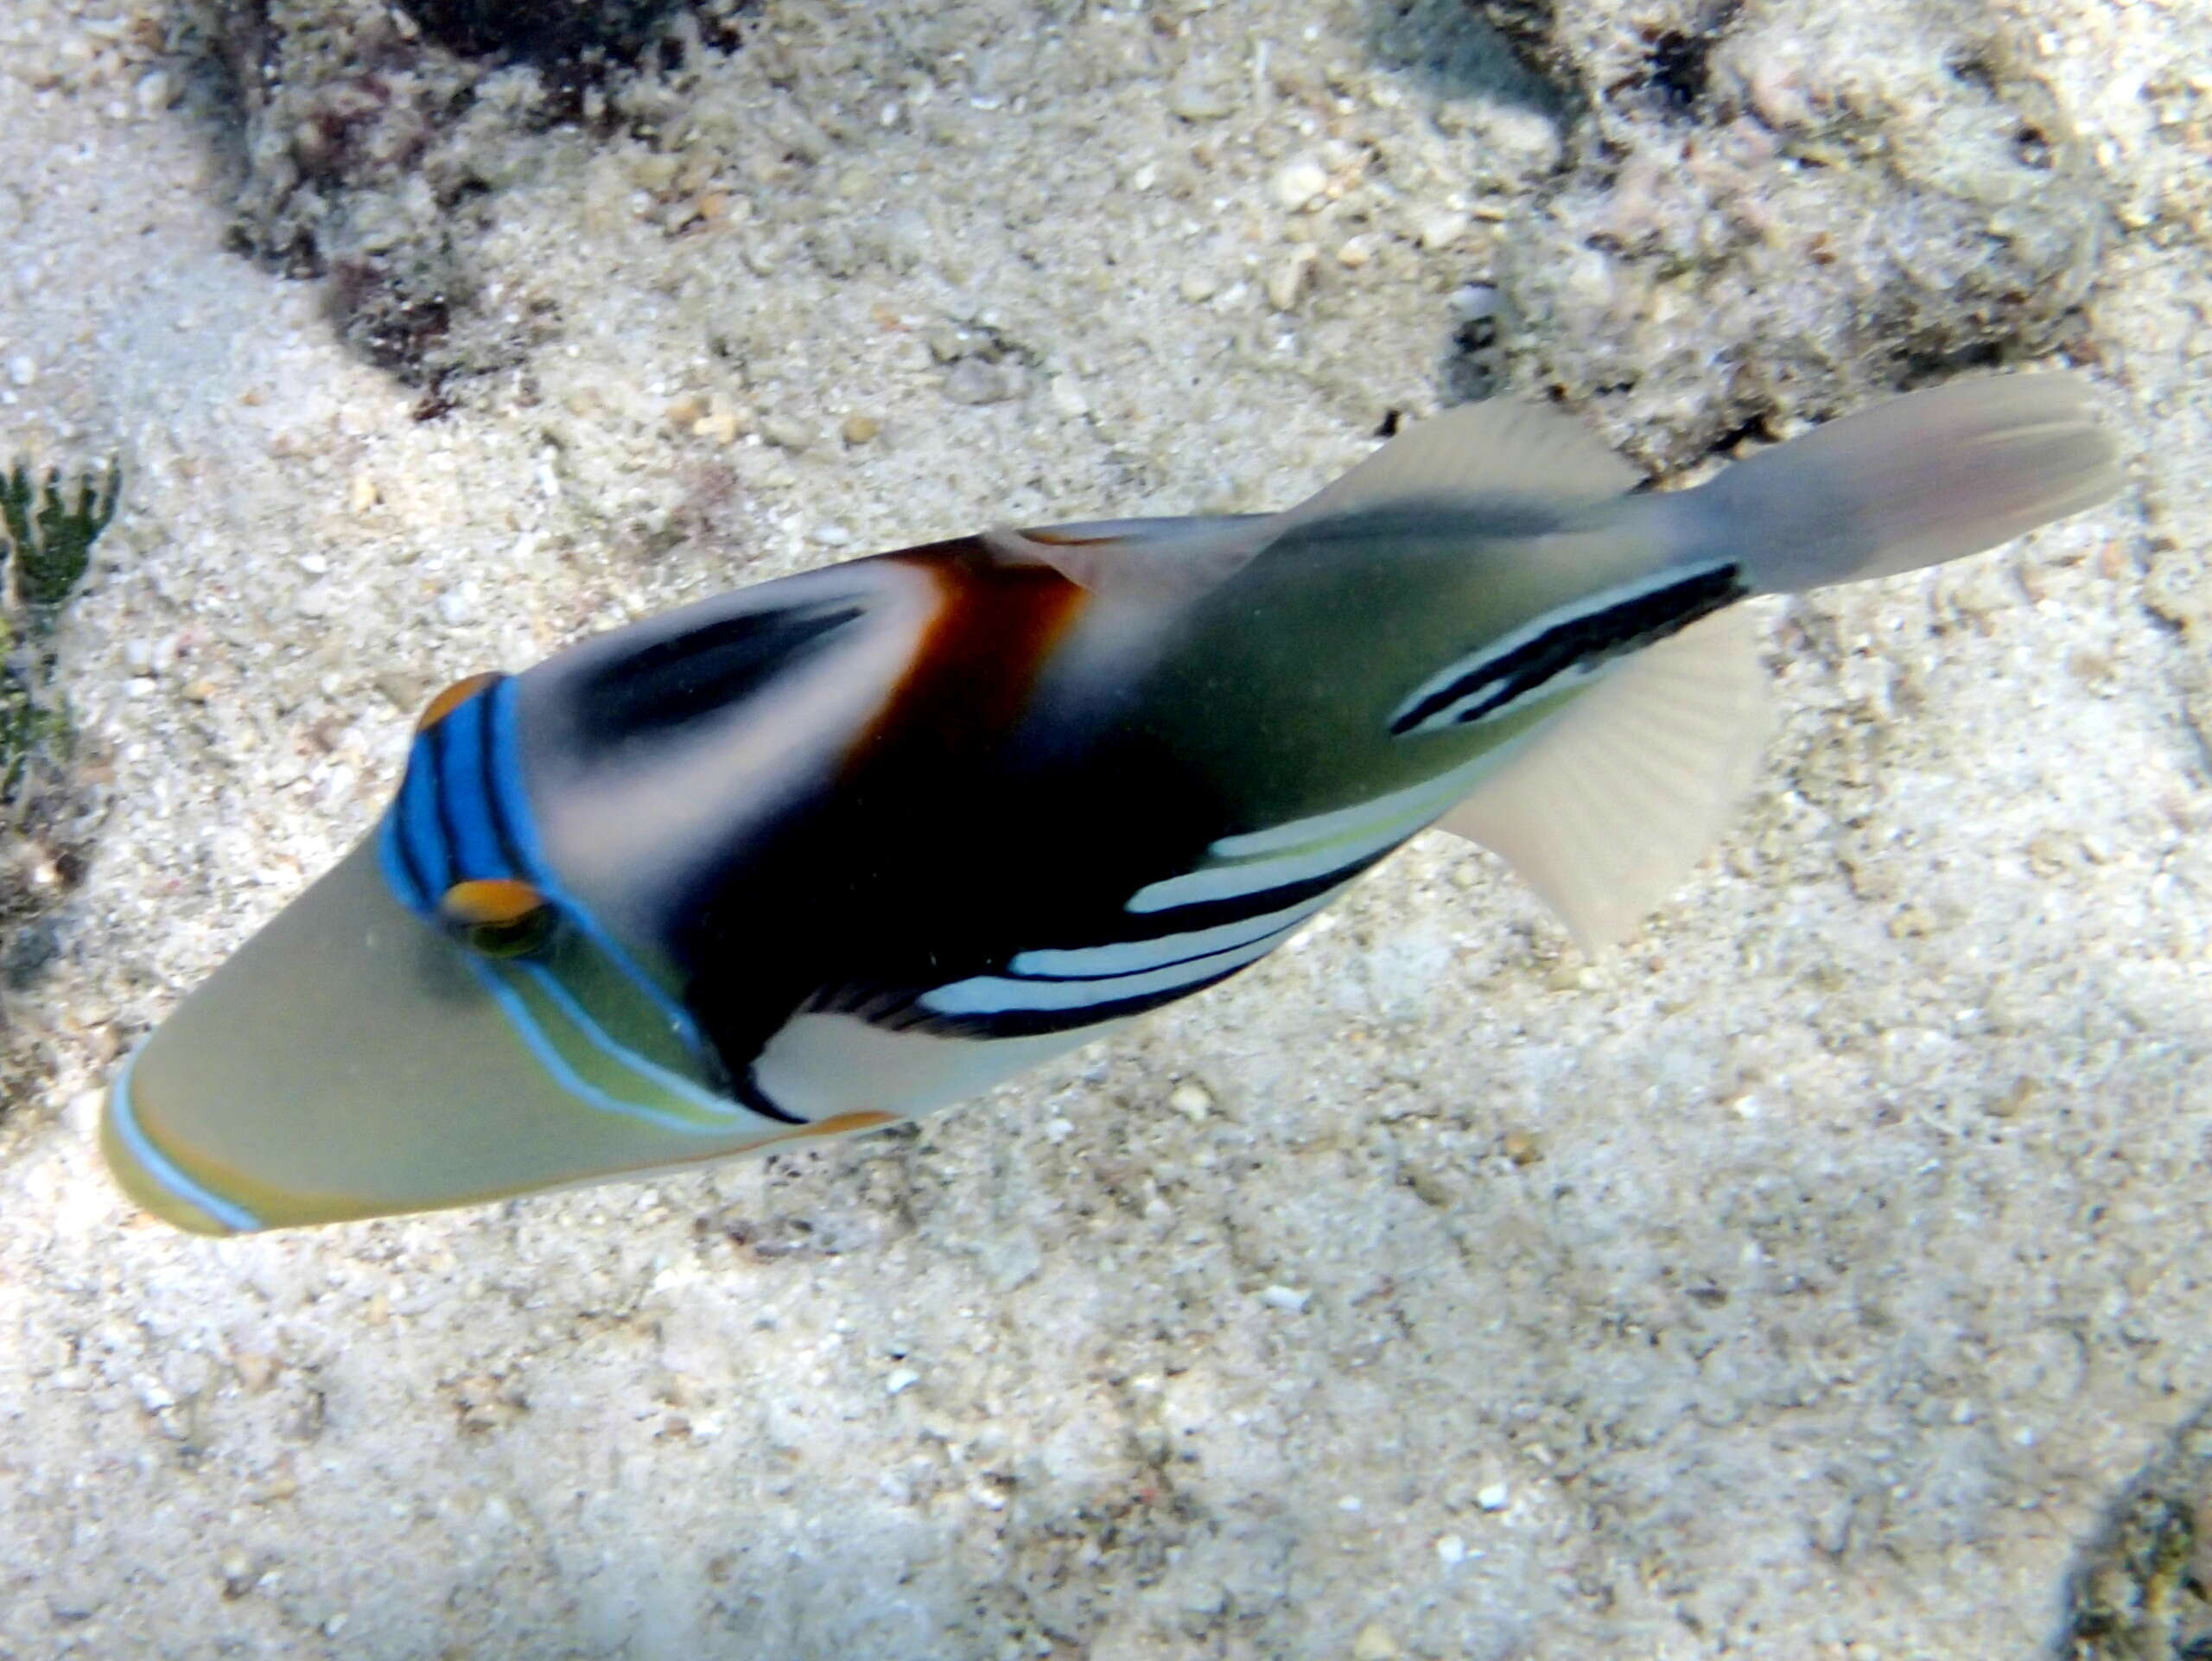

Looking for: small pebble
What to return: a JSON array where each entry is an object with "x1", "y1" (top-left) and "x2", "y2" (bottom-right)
[
  {"x1": 1351, "y1": 1624, "x2": 1399, "y2": 1661},
  {"x1": 841, "y1": 413, "x2": 881, "y2": 444},
  {"x1": 1418, "y1": 209, "x2": 1471, "y2": 251},
  {"x1": 294, "y1": 582, "x2": 334, "y2": 619},
  {"x1": 1272, "y1": 156, "x2": 1329, "y2": 212},
  {"x1": 1475, "y1": 1481, "x2": 1510, "y2": 1511},
  {"x1": 760, "y1": 413, "x2": 814, "y2": 450},
  {"x1": 374, "y1": 671, "x2": 423, "y2": 711},
  {"x1": 348, "y1": 474, "x2": 378, "y2": 513},
  {"x1": 1168, "y1": 1081, "x2": 1213, "y2": 1120},
  {"x1": 1258, "y1": 1283, "x2": 1310, "y2": 1313},
  {"x1": 64, "y1": 1090, "x2": 102, "y2": 1136},
  {"x1": 1434, "y1": 1534, "x2": 1467, "y2": 1567},
  {"x1": 1268, "y1": 246, "x2": 1319, "y2": 311},
  {"x1": 1048, "y1": 375, "x2": 1090, "y2": 418},
  {"x1": 232, "y1": 1352, "x2": 276, "y2": 1392},
  {"x1": 631, "y1": 152, "x2": 680, "y2": 192},
  {"x1": 942, "y1": 360, "x2": 1018, "y2": 405},
  {"x1": 135, "y1": 68, "x2": 175, "y2": 116},
  {"x1": 1545, "y1": 960, "x2": 1598, "y2": 993},
  {"x1": 693, "y1": 407, "x2": 744, "y2": 445},
  {"x1": 1179, "y1": 273, "x2": 1220, "y2": 304},
  {"x1": 885, "y1": 1367, "x2": 919, "y2": 1396},
  {"x1": 925, "y1": 324, "x2": 975, "y2": 364},
  {"x1": 664, "y1": 392, "x2": 709, "y2": 428},
  {"x1": 1169, "y1": 71, "x2": 1233, "y2": 121},
  {"x1": 1449, "y1": 283, "x2": 1499, "y2": 322},
  {"x1": 811, "y1": 524, "x2": 852, "y2": 548}
]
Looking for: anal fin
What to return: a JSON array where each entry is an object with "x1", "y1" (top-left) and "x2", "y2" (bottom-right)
[{"x1": 1433, "y1": 606, "x2": 1770, "y2": 951}]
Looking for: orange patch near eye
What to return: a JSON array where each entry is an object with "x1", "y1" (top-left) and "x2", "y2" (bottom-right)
[
  {"x1": 416, "y1": 671, "x2": 505, "y2": 733},
  {"x1": 439, "y1": 878, "x2": 548, "y2": 927}
]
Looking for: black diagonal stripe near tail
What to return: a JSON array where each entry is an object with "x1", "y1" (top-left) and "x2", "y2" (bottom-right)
[{"x1": 1393, "y1": 563, "x2": 1745, "y2": 735}]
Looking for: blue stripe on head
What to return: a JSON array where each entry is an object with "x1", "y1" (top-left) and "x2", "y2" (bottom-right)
[
  {"x1": 397, "y1": 734, "x2": 451, "y2": 900},
  {"x1": 435, "y1": 693, "x2": 512, "y2": 880},
  {"x1": 483, "y1": 678, "x2": 549, "y2": 873},
  {"x1": 466, "y1": 958, "x2": 735, "y2": 1135},
  {"x1": 516, "y1": 963, "x2": 741, "y2": 1121},
  {"x1": 379, "y1": 812, "x2": 429, "y2": 913},
  {"x1": 481, "y1": 678, "x2": 711, "y2": 1059},
  {"x1": 110, "y1": 1043, "x2": 264, "y2": 1234}
]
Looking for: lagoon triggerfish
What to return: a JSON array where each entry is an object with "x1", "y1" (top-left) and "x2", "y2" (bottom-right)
[{"x1": 104, "y1": 376, "x2": 2120, "y2": 1232}]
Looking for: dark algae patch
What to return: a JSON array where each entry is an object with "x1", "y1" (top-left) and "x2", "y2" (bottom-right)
[
  {"x1": 1, "y1": 461, "x2": 117, "y2": 801},
  {"x1": 2068, "y1": 1410, "x2": 2212, "y2": 1659},
  {"x1": 0, "y1": 460, "x2": 118, "y2": 1112},
  {"x1": 207, "y1": 0, "x2": 755, "y2": 398}
]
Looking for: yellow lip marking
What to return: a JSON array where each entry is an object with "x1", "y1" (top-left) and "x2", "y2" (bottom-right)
[
  {"x1": 439, "y1": 878, "x2": 548, "y2": 927},
  {"x1": 756, "y1": 1110, "x2": 899, "y2": 1148},
  {"x1": 416, "y1": 671, "x2": 504, "y2": 732}
]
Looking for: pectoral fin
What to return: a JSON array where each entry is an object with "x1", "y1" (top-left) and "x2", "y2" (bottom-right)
[{"x1": 1433, "y1": 605, "x2": 1770, "y2": 951}]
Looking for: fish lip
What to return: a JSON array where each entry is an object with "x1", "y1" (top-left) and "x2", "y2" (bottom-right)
[{"x1": 101, "y1": 1040, "x2": 261, "y2": 1236}]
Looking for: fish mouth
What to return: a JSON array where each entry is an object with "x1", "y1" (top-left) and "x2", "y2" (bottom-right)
[
  {"x1": 103, "y1": 1044, "x2": 262, "y2": 1233},
  {"x1": 99, "y1": 837, "x2": 815, "y2": 1233}
]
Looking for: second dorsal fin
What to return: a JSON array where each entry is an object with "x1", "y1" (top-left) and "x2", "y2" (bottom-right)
[
  {"x1": 1283, "y1": 399, "x2": 1642, "y2": 528},
  {"x1": 983, "y1": 399, "x2": 1640, "y2": 603}
]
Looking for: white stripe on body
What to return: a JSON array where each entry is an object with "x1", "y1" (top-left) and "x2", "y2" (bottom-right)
[
  {"x1": 1128, "y1": 737, "x2": 1522, "y2": 915},
  {"x1": 924, "y1": 920, "x2": 1300, "y2": 1017},
  {"x1": 1009, "y1": 882, "x2": 1346, "y2": 978}
]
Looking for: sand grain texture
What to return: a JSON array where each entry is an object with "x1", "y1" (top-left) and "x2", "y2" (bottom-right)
[{"x1": 0, "y1": 2, "x2": 2207, "y2": 1658}]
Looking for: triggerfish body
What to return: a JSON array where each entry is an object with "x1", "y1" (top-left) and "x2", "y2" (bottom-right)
[{"x1": 104, "y1": 376, "x2": 2120, "y2": 1232}]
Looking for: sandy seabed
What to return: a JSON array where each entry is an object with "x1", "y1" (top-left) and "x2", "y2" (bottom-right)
[{"x1": 2, "y1": 2, "x2": 2209, "y2": 1658}]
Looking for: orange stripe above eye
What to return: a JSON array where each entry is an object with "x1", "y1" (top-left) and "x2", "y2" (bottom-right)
[
  {"x1": 416, "y1": 671, "x2": 505, "y2": 733},
  {"x1": 439, "y1": 877, "x2": 547, "y2": 927}
]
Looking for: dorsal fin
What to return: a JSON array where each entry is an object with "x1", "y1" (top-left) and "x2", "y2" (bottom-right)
[
  {"x1": 1433, "y1": 604, "x2": 1770, "y2": 951},
  {"x1": 1282, "y1": 399, "x2": 1642, "y2": 528},
  {"x1": 980, "y1": 515, "x2": 1278, "y2": 602},
  {"x1": 982, "y1": 399, "x2": 1638, "y2": 602}
]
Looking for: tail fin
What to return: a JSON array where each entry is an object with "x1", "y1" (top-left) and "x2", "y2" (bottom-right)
[{"x1": 1680, "y1": 373, "x2": 2122, "y2": 595}]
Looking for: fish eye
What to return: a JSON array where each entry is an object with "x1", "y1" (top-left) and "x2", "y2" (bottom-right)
[{"x1": 438, "y1": 878, "x2": 556, "y2": 959}]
